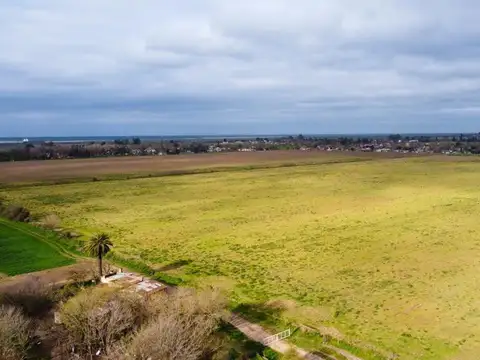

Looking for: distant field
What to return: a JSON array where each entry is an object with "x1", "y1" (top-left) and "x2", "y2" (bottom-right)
[
  {"x1": 0, "y1": 220, "x2": 74, "y2": 276},
  {"x1": 3, "y1": 155, "x2": 480, "y2": 359},
  {"x1": 0, "y1": 150, "x2": 407, "y2": 184}
]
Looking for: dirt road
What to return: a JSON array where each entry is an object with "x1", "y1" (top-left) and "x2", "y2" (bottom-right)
[
  {"x1": 229, "y1": 314, "x2": 363, "y2": 360},
  {"x1": 0, "y1": 261, "x2": 93, "y2": 292}
]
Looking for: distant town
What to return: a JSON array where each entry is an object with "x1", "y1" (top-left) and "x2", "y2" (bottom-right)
[{"x1": 2, "y1": 133, "x2": 480, "y2": 161}]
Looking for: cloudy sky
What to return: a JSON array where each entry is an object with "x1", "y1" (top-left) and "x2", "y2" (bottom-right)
[{"x1": 1, "y1": 0, "x2": 480, "y2": 136}]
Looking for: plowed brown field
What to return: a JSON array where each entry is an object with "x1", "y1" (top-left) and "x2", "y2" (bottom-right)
[{"x1": 0, "y1": 150, "x2": 408, "y2": 184}]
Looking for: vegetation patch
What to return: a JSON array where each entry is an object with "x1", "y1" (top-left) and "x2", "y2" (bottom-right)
[
  {"x1": 0, "y1": 220, "x2": 74, "y2": 276},
  {"x1": 153, "y1": 272, "x2": 184, "y2": 286},
  {"x1": 3, "y1": 156, "x2": 480, "y2": 359}
]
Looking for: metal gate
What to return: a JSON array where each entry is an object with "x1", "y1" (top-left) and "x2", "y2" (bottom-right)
[{"x1": 263, "y1": 329, "x2": 291, "y2": 345}]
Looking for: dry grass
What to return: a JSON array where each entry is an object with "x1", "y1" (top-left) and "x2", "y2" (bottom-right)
[
  {"x1": 40, "y1": 214, "x2": 61, "y2": 229},
  {"x1": 3, "y1": 155, "x2": 480, "y2": 359}
]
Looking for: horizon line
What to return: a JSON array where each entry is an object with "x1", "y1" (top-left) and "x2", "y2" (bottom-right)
[{"x1": 1, "y1": 131, "x2": 480, "y2": 139}]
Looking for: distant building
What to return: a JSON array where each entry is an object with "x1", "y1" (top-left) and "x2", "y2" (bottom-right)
[{"x1": 144, "y1": 147, "x2": 157, "y2": 155}]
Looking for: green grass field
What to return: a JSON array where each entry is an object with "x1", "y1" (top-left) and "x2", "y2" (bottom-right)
[
  {"x1": 3, "y1": 156, "x2": 480, "y2": 359},
  {"x1": 0, "y1": 220, "x2": 75, "y2": 276}
]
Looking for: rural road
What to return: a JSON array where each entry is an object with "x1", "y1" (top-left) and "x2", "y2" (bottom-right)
[{"x1": 228, "y1": 314, "x2": 363, "y2": 360}]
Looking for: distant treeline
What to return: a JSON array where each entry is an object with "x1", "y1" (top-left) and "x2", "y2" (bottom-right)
[{"x1": 2, "y1": 134, "x2": 480, "y2": 162}]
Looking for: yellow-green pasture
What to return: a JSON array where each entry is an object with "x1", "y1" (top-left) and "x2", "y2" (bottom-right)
[{"x1": 3, "y1": 156, "x2": 480, "y2": 359}]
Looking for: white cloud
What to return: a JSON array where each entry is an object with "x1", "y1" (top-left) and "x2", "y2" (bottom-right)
[{"x1": 1, "y1": 0, "x2": 480, "y2": 135}]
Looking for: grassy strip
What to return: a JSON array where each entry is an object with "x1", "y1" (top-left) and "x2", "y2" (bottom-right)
[
  {"x1": 105, "y1": 253, "x2": 155, "y2": 275},
  {"x1": 153, "y1": 272, "x2": 184, "y2": 286},
  {"x1": 292, "y1": 333, "x2": 386, "y2": 360},
  {"x1": 105, "y1": 253, "x2": 184, "y2": 286}
]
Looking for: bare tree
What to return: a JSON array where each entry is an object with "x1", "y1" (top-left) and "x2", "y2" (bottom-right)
[
  {"x1": 110, "y1": 288, "x2": 226, "y2": 360},
  {"x1": 60, "y1": 287, "x2": 147, "y2": 359},
  {"x1": 0, "y1": 305, "x2": 33, "y2": 360},
  {"x1": 0, "y1": 276, "x2": 54, "y2": 317},
  {"x1": 125, "y1": 311, "x2": 219, "y2": 360},
  {"x1": 60, "y1": 286, "x2": 226, "y2": 360}
]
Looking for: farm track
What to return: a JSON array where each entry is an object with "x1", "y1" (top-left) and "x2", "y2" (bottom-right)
[{"x1": 229, "y1": 314, "x2": 361, "y2": 360}]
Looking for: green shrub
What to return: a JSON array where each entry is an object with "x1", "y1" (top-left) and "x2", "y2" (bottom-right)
[
  {"x1": 153, "y1": 272, "x2": 183, "y2": 286},
  {"x1": 263, "y1": 348, "x2": 280, "y2": 360}
]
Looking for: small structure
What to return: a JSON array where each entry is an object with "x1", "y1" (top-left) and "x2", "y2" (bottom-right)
[
  {"x1": 135, "y1": 278, "x2": 165, "y2": 295},
  {"x1": 54, "y1": 311, "x2": 62, "y2": 324},
  {"x1": 101, "y1": 271, "x2": 143, "y2": 285},
  {"x1": 101, "y1": 269, "x2": 166, "y2": 296}
]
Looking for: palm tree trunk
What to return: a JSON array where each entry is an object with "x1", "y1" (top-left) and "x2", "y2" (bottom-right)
[{"x1": 99, "y1": 251, "x2": 103, "y2": 279}]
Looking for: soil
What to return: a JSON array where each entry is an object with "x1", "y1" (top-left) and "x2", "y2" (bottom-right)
[
  {"x1": 0, "y1": 150, "x2": 410, "y2": 184},
  {"x1": 0, "y1": 260, "x2": 94, "y2": 293}
]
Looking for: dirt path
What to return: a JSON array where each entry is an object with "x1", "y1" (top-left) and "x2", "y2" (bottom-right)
[
  {"x1": 0, "y1": 260, "x2": 94, "y2": 292},
  {"x1": 228, "y1": 314, "x2": 363, "y2": 360},
  {"x1": 229, "y1": 314, "x2": 293, "y2": 354}
]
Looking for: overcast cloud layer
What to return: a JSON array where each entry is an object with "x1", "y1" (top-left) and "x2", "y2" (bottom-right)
[{"x1": 1, "y1": 0, "x2": 480, "y2": 136}]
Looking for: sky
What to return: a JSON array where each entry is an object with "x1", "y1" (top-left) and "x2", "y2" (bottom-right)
[{"x1": 1, "y1": 0, "x2": 480, "y2": 136}]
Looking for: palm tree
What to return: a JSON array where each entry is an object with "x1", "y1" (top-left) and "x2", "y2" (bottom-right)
[{"x1": 85, "y1": 233, "x2": 113, "y2": 279}]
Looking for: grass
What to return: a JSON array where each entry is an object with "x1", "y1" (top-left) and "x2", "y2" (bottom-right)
[
  {"x1": 0, "y1": 219, "x2": 75, "y2": 276},
  {"x1": 3, "y1": 156, "x2": 480, "y2": 359}
]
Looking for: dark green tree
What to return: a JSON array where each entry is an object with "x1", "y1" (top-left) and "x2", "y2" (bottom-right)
[{"x1": 84, "y1": 233, "x2": 113, "y2": 278}]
